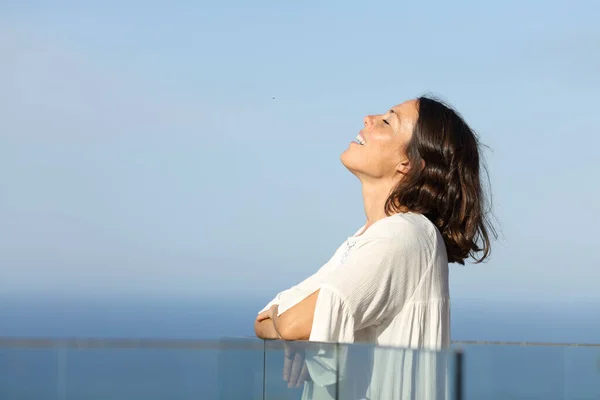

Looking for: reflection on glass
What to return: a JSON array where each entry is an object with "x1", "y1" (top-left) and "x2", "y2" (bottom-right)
[
  {"x1": 264, "y1": 340, "x2": 457, "y2": 400},
  {"x1": 265, "y1": 340, "x2": 330, "y2": 399}
]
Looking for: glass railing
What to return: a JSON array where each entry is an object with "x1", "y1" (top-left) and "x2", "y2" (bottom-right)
[
  {"x1": 452, "y1": 341, "x2": 600, "y2": 400},
  {"x1": 0, "y1": 337, "x2": 460, "y2": 400},
  {"x1": 1, "y1": 337, "x2": 261, "y2": 399},
  {"x1": 1, "y1": 337, "x2": 599, "y2": 399}
]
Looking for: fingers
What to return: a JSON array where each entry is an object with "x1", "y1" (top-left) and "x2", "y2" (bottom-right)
[
  {"x1": 257, "y1": 304, "x2": 279, "y2": 322},
  {"x1": 297, "y1": 363, "x2": 310, "y2": 387},
  {"x1": 256, "y1": 310, "x2": 270, "y2": 322},
  {"x1": 287, "y1": 351, "x2": 305, "y2": 388},
  {"x1": 283, "y1": 345, "x2": 293, "y2": 381},
  {"x1": 283, "y1": 343, "x2": 310, "y2": 389}
]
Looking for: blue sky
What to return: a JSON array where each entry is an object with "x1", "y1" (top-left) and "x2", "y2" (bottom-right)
[{"x1": 1, "y1": 0, "x2": 599, "y2": 305}]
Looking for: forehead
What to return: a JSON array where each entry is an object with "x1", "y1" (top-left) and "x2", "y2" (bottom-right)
[
  {"x1": 390, "y1": 99, "x2": 419, "y2": 120},
  {"x1": 390, "y1": 99, "x2": 419, "y2": 132}
]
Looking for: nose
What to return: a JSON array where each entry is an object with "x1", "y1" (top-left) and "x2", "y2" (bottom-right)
[{"x1": 363, "y1": 115, "x2": 374, "y2": 127}]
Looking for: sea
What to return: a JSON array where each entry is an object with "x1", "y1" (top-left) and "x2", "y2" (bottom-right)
[{"x1": 1, "y1": 295, "x2": 599, "y2": 399}]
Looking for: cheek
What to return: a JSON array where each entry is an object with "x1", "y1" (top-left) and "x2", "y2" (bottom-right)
[
  {"x1": 360, "y1": 143, "x2": 400, "y2": 176},
  {"x1": 377, "y1": 139, "x2": 404, "y2": 164}
]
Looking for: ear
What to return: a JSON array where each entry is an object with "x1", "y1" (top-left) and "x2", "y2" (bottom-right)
[{"x1": 396, "y1": 159, "x2": 411, "y2": 175}]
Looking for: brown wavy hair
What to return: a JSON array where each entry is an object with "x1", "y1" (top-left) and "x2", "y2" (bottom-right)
[{"x1": 385, "y1": 96, "x2": 496, "y2": 264}]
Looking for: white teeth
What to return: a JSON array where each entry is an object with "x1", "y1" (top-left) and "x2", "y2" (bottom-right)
[{"x1": 356, "y1": 134, "x2": 365, "y2": 145}]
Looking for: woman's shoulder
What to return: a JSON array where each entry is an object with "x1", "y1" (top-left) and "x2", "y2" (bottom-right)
[{"x1": 365, "y1": 212, "x2": 438, "y2": 240}]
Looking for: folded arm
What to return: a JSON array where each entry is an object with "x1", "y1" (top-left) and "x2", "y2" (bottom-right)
[
  {"x1": 273, "y1": 290, "x2": 320, "y2": 341},
  {"x1": 254, "y1": 290, "x2": 320, "y2": 341}
]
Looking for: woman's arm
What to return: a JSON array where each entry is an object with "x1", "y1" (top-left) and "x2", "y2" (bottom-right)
[
  {"x1": 254, "y1": 291, "x2": 320, "y2": 341},
  {"x1": 272, "y1": 290, "x2": 320, "y2": 341}
]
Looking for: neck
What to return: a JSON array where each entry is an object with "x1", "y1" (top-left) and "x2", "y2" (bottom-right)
[{"x1": 360, "y1": 179, "x2": 399, "y2": 230}]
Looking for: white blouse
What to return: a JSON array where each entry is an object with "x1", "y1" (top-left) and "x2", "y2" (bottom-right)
[{"x1": 259, "y1": 212, "x2": 451, "y2": 399}]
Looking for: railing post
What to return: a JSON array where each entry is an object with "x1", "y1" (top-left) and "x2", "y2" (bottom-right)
[
  {"x1": 454, "y1": 349, "x2": 464, "y2": 400},
  {"x1": 335, "y1": 342, "x2": 340, "y2": 400},
  {"x1": 262, "y1": 339, "x2": 266, "y2": 400},
  {"x1": 57, "y1": 342, "x2": 66, "y2": 400}
]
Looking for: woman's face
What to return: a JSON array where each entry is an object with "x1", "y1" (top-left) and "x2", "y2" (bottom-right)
[{"x1": 341, "y1": 99, "x2": 419, "y2": 181}]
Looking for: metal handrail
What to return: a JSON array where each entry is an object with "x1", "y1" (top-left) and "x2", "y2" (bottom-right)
[
  {"x1": 0, "y1": 337, "x2": 263, "y2": 350},
  {"x1": 1, "y1": 337, "x2": 600, "y2": 348},
  {"x1": 452, "y1": 340, "x2": 600, "y2": 347}
]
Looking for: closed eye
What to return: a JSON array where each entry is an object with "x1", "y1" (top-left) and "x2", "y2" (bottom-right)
[{"x1": 383, "y1": 119, "x2": 390, "y2": 125}]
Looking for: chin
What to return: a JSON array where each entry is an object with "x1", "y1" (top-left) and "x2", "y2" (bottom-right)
[{"x1": 340, "y1": 149, "x2": 361, "y2": 176}]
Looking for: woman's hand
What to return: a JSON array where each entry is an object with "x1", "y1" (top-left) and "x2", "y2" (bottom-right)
[
  {"x1": 283, "y1": 341, "x2": 311, "y2": 388},
  {"x1": 254, "y1": 305, "x2": 280, "y2": 340},
  {"x1": 256, "y1": 309, "x2": 272, "y2": 323}
]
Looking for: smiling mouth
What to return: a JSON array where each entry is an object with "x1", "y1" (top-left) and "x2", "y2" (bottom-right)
[{"x1": 355, "y1": 134, "x2": 365, "y2": 145}]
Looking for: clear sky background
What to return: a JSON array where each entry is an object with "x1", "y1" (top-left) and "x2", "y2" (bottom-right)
[{"x1": 1, "y1": 1, "x2": 599, "y2": 306}]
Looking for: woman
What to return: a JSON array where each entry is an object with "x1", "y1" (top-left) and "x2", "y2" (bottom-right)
[{"x1": 254, "y1": 96, "x2": 494, "y2": 398}]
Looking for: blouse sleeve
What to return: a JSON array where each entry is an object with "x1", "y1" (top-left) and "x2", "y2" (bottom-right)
[
  {"x1": 257, "y1": 275, "x2": 319, "y2": 315},
  {"x1": 257, "y1": 241, "x2": 348, "y2": 315}
]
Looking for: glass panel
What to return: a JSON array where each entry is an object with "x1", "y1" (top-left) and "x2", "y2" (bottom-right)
[
  {"x1": 563, "y1": 345, "x2": 600, "y2": 399},
  {"x1": 459, "y1": 344, "x2": 562, "y2": 399},
  {"x1": 217, "y1": 337, "x2": 265, "y2": 400},
  {"x1": 0, "y1": 337, "x2": 265, "y2": 400},
  {"x1": 457, "y1": 343, "x2": 600, "y2": 400},
  {"x1": 64, "y1": 346, "x2": 214, "y2": 399},
  {"x1": 0, "y1": 343, "x2": 63, "y2": 400},
  {"x1": 564, "y1": 346, "x2": 600, "y2": 399}
]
